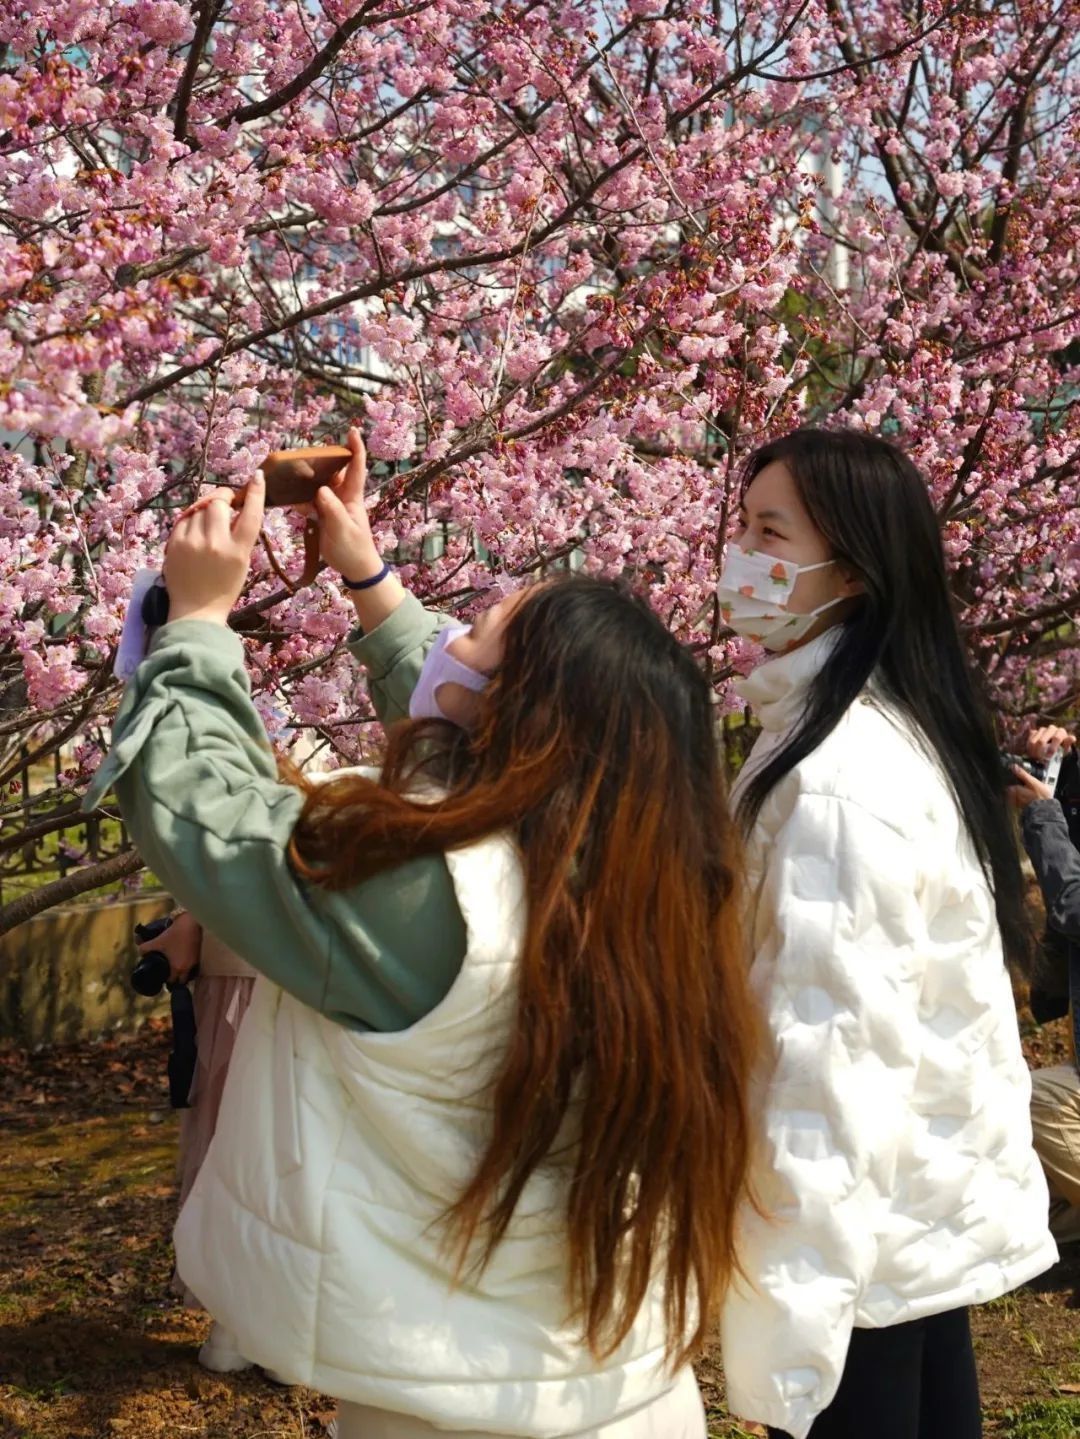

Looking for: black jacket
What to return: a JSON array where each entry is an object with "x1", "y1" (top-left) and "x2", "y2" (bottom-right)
[
  {"x1": 1021, "y1": 756, "x2": 1080, "y2": 1065},
  {"x1": 1022, "y1": 800, "x2": 1080, "y2": 944}
]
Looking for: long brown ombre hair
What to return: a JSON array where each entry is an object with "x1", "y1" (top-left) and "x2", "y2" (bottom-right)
[{"x1": 288, "y1": 576, "x2": 757, "y2": 1366}]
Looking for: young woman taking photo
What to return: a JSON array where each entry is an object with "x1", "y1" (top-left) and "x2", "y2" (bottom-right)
[
  {"x1": 716, "y1": 427, "x2": 1057, "y2": 1439},
  {"x1": 86, "y1": 431, "x2": 757, "y2": 1439}
]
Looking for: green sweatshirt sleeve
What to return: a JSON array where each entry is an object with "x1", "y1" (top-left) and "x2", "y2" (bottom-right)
[
  {"x1": 346, "y1": 590, "x2": 453, "y2": 725},
  {"x1": 84, "y1": 618, "x2": 465, "y2": 1032}
]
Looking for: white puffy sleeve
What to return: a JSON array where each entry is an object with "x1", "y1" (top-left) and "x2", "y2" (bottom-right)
[{"x1": 722, "y1": 790, "x2": 926, "y2": 1439}]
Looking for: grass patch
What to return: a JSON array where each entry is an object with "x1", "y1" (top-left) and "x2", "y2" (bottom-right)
[
  {"x1": 8, "y1": 1377, "x2": 75, "y2": 1402},
  {"x1": 1002, "y1": 1399, "x2": 1080, "y2": 1438},
  {"x1": 985, "y1": 1292, "x2": 1024, "y2": 1320},
  {"x1": 0, "y1": 1112, "x2": 175, "y2": 1216}
]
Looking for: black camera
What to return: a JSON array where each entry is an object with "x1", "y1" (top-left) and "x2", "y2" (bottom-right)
[
  {"x1": 131, "y1": 914, "x2": 175, "y2": 996},
  {"x1": 1001, "y1": 752, "x2": 1049, "y2": 783},
  {"x1": 131, "y1": 914, "x2": 199, "y2": 1109},
  {"x1": 141, "y1": 581, "x2": 170, "y2": 628}
]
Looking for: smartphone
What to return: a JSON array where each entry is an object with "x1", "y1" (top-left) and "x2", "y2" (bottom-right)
[{"x1": 259, "y1": 446, "x2": 352, "y2": 507}]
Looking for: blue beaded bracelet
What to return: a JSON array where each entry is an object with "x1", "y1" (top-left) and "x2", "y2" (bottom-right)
[{"x1": 341, "y1": 561, "x2": 392, "y2": 591}]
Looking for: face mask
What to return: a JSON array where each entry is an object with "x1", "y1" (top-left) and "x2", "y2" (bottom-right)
[
  {"x1": 409, "y1": 625, "x2": 490, "y2": 722},
  {"x1": 717, "y1": 545, "x2": 846, "y2": 652}
]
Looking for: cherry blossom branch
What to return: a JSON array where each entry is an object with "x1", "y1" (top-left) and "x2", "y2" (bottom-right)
[
  {"x1": 965, "y1": 591, "x2": 1080, "y2": 638},
  {"x1": 227, "y1": 0, "x2": 438, "y2": 128},
  {"x1": 172, "y1": 0, "x2": 223, "y2": 143},
  {"x1": 113, "y1": 212, "x2": 318, "y2": 289},
  {"x1": 489, "y1": 197, "x2": 544, "y2": 410},
  {"x1": 0, "y1": 674, "x2": 111, "y2": 791},
  {"x1": 116, "y1": 68, "x2": 783, "y2": 412},
  {"x1": 756, "y1": 3, "x2": 968, "y2": 84}
]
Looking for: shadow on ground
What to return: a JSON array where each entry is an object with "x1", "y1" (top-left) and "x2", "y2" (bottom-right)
[{"x1": 2, "y1": 1018, "x2": 1079, "y2": 1438}]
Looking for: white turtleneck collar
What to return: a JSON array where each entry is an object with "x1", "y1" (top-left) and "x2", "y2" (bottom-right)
[{"x1": 732, "y1": 627, "x2": 843, "y2": 734}]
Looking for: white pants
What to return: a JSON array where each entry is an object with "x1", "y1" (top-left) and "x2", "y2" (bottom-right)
[{"x1": 335, "y1": 1365, "x2": 706, "y2": 1439}]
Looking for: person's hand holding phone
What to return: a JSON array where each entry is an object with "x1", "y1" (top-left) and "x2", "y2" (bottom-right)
[
  {"x1": 314, "y1": 427, "x2": 406, "y2": 630},
  {"x1": 164, "y1": 472, "x2": 266, "y2": 625}
]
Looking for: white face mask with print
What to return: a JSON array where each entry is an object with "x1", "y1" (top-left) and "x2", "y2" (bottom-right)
[{"x1": 717, "y1": 545, "x2": 846, "y2": 652}]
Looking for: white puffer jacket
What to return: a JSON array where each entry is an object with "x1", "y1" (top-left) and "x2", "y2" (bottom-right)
[
  {"x1": 720, "y1": 633, "x2": 1057, "y2": 1439},
  {"x1": 174, "y1": 831, "x2": 678, "y2": 1437}
]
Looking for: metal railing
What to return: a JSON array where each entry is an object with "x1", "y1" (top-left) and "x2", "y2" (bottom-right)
[{"x1": 0, "y1": 748, "x2": 143, "y2": 907}]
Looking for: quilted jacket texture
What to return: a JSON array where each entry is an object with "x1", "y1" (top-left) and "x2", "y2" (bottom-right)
[
  {"x1": 720, "y1": 632, "x2": 1057, "y2": 1439},
  {"x1": 174, "y1": 832, "x2": 685, "y2": 1437}
]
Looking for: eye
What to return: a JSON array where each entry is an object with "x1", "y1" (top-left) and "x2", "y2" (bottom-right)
[{"x1": 762, "y1": 526, "x2": 782, "y2": 539}]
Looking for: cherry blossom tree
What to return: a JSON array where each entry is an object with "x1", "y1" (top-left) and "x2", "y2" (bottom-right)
[{"x1": 2, "y1": 0, "x2": 1078, "y2": 930}]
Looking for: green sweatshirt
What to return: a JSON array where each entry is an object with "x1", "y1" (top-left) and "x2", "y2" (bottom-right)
[{"x1": 84, "y1": 594, "x2": 467, "y2": 1032}]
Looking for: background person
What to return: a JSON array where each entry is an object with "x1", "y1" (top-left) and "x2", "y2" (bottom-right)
[
  {"x1": 716, "y1": 427, "x2": 1056, "y2": 1439},
  {"x1": 133, "y1": 910, "x2": 261, "y2": 1373},
  {"x1": 1019, "y1": 727, "x2": 1080, "y2": 1025},
  {"x1": 1008, "y1": 728, "x2": 1080, "y2": 1245},
  {"x1": 84, "y1": 430, "x2": 758, "y2": 1439}
]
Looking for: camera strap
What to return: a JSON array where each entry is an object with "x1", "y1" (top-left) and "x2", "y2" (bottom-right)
[
  {"x1": 257, "y1": 519, "x2": 323, "y2": 593},
  {"x1": 166, "y1": 981, "x2": 199, "y2": 1109}
]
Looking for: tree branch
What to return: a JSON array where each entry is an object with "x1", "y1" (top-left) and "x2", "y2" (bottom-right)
[
  {"x1": 172, "y1": 0, "x2": 222, "y2": 144},
  {"x1": 227, "y1": 0, "x2": 435, "y2": 128},
  {"x1": 0, "y1": 799, "x2": 99, "y2": 855},
  {"x1": 965, "y1": 591, "x2": 1080, "y2": 639},
  {"x1": 0, "y1": 672, "x2": 111, "y2": 792},
  {"x1": 0, "y1": 849, "x2": 146, "y2": 938},
  {"x1": 117, "y1": 47, "x2": 797, "y2": 412},
  {"x1": 113, "y1": 210, "x2": 319, "y2": 289}
]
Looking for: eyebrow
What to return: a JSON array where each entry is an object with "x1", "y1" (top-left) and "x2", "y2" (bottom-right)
[{"x1": 737, "y1": 504, "x2": 792, "y2": 523}]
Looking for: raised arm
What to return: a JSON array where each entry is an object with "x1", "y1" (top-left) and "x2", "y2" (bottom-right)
[
  {"x1": 85, "y1": 621, "x2": 463, "y2": 1030},
  {"x1": 316, "y1": 427, "x2": 452, "y2": 724},
  {"x1": 84, "y1": 457, "x2": 466, "y2": 1030},
  {"x1": 315, "y1": 427, "x2": 407, "y2": 634}
]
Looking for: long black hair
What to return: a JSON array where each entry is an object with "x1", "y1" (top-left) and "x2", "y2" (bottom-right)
[
  {"x1": 290, "y1": 575, "x2": 758, "y2": 1363},
  {"x1": 736, "y1": 427, "x2": 1031, "y2": 969}
]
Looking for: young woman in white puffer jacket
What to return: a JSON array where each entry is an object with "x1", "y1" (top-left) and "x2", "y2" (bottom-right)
[
  {"x1": 89, "y1": 432, "x2": 761, "y2": 1439},
  {"x1": 716, "y1": 428, "x2": 1057, "y2": 1439}
]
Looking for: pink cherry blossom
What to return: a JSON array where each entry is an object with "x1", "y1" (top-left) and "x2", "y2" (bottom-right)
[{"x1": 1, "y1": 0, "x2": 1078, "y2": 923}]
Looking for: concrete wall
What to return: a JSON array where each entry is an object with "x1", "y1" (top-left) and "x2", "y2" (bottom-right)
[{"x1": 0, "y1": 894, "x2": 173, "y2": 1045}]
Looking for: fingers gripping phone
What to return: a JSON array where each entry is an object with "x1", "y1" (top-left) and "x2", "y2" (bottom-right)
[{"x1": 114, "y1": 447, "x2": 352, "y2": 679}]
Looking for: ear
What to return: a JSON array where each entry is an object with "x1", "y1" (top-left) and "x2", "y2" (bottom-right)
[{"x1": 836, "y1": 564, "x2": 865, "y2": 598}]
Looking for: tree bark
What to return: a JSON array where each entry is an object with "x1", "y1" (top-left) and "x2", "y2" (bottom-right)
[{"x1": 0, "y1": 850, "x2": 146, "y2": 938}]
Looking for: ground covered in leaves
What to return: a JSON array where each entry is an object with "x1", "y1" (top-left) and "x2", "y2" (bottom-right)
[{"x1": 1, "y1": 1016, "x2": 1079, "y2": 1439}]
